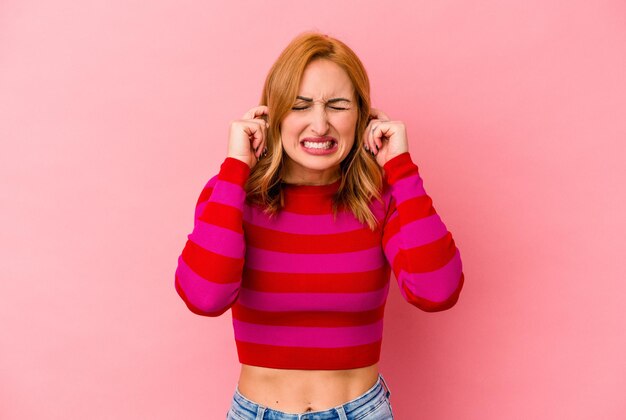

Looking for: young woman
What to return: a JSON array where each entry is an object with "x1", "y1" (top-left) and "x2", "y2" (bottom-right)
[{"x1": 175, "y1": 31, "x2": 465, "y2": 420}]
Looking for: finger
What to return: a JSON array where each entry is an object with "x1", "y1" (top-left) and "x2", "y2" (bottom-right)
[
  {"x1": 243, "y1": 105, "x2": 268, "y2": 120},
  {"x1": 245, "y1": 123, "x2": 263, "y2": 158},
  {"x1": 369, "y1": 108, "x2": 391, "y2": 152},
  {"x1": 254, "y1": 120, "x2": 269, "y2": 158},
  {"x1": 371, "y1": 124, "x2": 383, "y2": 153},
  {"x1": 251, "y1": 130, "x2": 263, "y2": 157},
  {"x1": 378, "y1": 111, "x2": 391, "y2": 120},
  {"x1": 362, "y1": 121, "x2": 371, "y2": 151},
  {"x1": 365, "y1": 120, "x2": 375, "y2": 154},
  {"x1": 370, "y1": 108, "x2": 390, "y2": 121},
  {"x1": 255, "y1": 117, "x2": 270, "y2": 131},
  {"x1": 243, "y1": 105, "x2": 269, "y2": 120},
  {"x1": 370, "y1": 123, "x2": 377, "y2": 154},
  {"x1": 372, "y1": 121, "x2": 389, "y2": 150},
  {"x1": 370, "y1": 120, "x2": 383, "y2": 153},
  {"x1": 256, "y1": 138, "x2": 265, "y2": 159},
  {"x1": 364, "y1": 122, "x2": 372, "y2": 152}
]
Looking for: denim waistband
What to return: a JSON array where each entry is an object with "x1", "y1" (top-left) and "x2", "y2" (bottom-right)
[{"x1": 231, "y1": 373, "x2": 391, "y2": 419}]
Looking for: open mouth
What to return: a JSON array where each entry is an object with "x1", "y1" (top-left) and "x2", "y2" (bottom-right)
[
  {"x1": 300, "y1": 136, "x2": 338, "y2": 152},
  {"x1": 301, "y1": 139, "x2": 336, "y2": 149},
  {"x1": 300, "y1": 136, "x2": 337, "y2": 150}
]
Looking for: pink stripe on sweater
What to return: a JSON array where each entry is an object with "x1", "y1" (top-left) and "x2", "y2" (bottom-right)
[
  {"x1": 397, "y1": 249, "x2": 463, "y2": 302},
  {"x1": 196, "y1": 180, "x2": 246, "y2": 212},
  {"x1": 188, "y1": 222, "x2": 245, "y2": 259},
  {"x1": 237, "y1": 284, "x2": 389, "y2": 312},
  {"x1": 383, "y1": 214, "x2": 450, "y2": 263},
  {"x1": 233, "y1": 319, "x2": 384, "y2": 348},
  {"x1": 401, "y1": 214, "x2": 448, "y2": 247},
  {"x1": 176, "y1": 256, "x2": 239, "y2": 313},
  {"x1": 245, "y1": 246, "x2": 386, "y2": 273},
  {"x1": 244, "y1": 208, "x2": 368, "y2": 234},
  {"x1": 389, "y1": 173, "x2": 426, "y2": 204}
]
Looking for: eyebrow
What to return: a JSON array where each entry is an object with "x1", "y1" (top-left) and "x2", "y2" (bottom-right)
[{"x1": 296, "y1": 96, "x2": 352, "y2": 103}]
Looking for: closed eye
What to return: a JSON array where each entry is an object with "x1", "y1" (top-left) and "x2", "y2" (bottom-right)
[{"x1": 291, "y1": 105, "x2": 350, "y2": 111}]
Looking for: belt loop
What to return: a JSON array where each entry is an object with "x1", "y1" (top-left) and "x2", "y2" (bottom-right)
[
  {"x1": 379, "y1": 373, "x2": 391, "y2": 398},
  {"x1": 335, "y1": 405, "x2": 348, "y2": 420}
]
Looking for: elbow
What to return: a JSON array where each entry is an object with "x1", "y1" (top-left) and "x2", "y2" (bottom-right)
[
  {"x1": 402, "y1": 272, "x2": 465, "y2": 312},
  {"x1": 174, "y1": 259, "x2": 240, "y2": 317},
  {"x1": 175, "y1": 278, "x2": 235, "y2": 317}
]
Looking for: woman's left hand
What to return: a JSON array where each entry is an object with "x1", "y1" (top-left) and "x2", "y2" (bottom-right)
[{"x1": 364, "y1": 108, "x2": 409, "y2": 167}]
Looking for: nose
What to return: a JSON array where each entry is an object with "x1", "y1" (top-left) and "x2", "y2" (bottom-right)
[{"x1": 310, "y1": 103, "x2": 330, "y2": 135}]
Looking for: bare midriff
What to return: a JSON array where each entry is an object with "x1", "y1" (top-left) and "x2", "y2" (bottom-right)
[{"x1": 236, "y1": 362, "x2": 380, "y2": 414}]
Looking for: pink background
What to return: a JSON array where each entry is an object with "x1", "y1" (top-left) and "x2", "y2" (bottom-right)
[{"x1": 1, "y1": 1, "x2": 625, "y2": 419}]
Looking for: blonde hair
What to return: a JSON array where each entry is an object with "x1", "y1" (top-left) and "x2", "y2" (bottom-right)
[{"x1": 245, "y1": 31, "x2": 383, "y2": 230}]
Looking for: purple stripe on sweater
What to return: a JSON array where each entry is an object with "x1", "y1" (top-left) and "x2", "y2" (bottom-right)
[
  {"x1": 233, "y1": 319, "x2": 384, "y2": 348},
  {"x1": 188, "y1": 222, "x2": 245, "y2": 259},
  {"x1": 396, "y1": 249, "x2": 463, "y2": 302},
  {"x1": 193, "y1": 175, "x2": 219, "y2": 222},
  {"x1": 206, "y1": 180, "x2": 246, "y2": 208},
  {"x1": 237, "y1": 284, "x2": 389, "y2": 312},
  {"x1": 402, "y1": 214, "x2": 448, "y2": 246},
  {"x1": 206, "y1": 175, "x2": 218, "y2": 188},
  {"x1": 383, "y1": 214, "x2": 449, "y2": 263},
  {"x1": 390, "y1": 173, "x2": 426, "y2": 205},
  {"x1": 176, "y1": 256, "x2": 240, "y2": 313},
  {"x1": 245, "y1": 246, "x2": 386, "y2": 273}
]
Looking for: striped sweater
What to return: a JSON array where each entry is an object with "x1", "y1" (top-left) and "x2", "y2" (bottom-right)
[{"x1": 175, "y1": 152, "x2": 464, "y2": 370}]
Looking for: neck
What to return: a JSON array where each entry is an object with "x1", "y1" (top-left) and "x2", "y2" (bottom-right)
[{"x1": 282, "y1": 162, "x2": 342, "y2": 186}]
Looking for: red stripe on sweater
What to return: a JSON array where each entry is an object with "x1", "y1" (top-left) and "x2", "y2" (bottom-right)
[
  {"x1": 181, "y1": 240, "x2": 243, "y2": 284},
  {"x1": 383, "y1": 152, "x2": 419, "y2": 183},
  {"x1": 242, "y1": 266, "x2": 390, "y2": 293},
  {"x1": 397, "y1": 195, "x2": 437, "y2": 221},
  {"x1": 382, "y1": 214, "x2": 400, "y2": 249},
  {"x1": 196, "y1": 186, "x2": 213, "y2": 206},
  {"x1": 282, "y1": 196, "x2": 339, "y2": 214},
  {"x1": 232, "y1": 303, "x2": 386, "y2": 327},
  {"x1": 243, "y1": 222, "x2": 381, "y2": 253},
  {"x1": 381, "y1": 198, "x2": 437, "y2": 249},
  {"x1": 392, "y1": 232, "x2": 457, "y2": 273},
  {"x1": 217, "y1": 157, "x2": 250, "y2": 185},
  {"x1": 198, "y1": 202, "x2": 243, "y2": 233},
  {"x1": 235, "y1": 340, "x2": 382, "y2": 370}
]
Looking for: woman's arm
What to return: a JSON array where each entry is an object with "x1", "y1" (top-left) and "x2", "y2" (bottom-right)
[
  {"x1": 174, "y1": 157, "x2": 250, "y2": 316},
  {"x1": 381, "y1": 152, "x2": 465, "y2": 312}
]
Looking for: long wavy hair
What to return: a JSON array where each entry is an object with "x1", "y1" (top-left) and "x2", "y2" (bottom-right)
[{"x1": 245, "y1": 31, "x2": 384, "y2": 230}]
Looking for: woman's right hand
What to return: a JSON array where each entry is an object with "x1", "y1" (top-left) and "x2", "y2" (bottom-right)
[{"x1": 227, "y1": 105, "x2": 270, "y2": 169}]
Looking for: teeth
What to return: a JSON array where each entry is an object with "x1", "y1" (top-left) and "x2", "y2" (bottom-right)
[{"x1": 303, "y1": 141, "x2": 333, "y2": 149}]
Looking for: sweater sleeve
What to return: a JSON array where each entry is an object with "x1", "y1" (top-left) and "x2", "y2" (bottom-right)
[
  {"x1": 174, "y1": 157, "x2": 250, "y2": 317},
  {"x1": 381, "y1": 152, "x2": 465, "y2": 312}
]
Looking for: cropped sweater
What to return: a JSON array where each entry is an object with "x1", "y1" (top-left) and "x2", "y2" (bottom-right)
[{"x1": 174, "y1": 152, "x2": 464, "y2": 370}]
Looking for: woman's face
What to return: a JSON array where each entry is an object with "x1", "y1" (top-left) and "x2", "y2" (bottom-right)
[{"x1": 280, "y1": 59, "x2": 358, "y2": 184}]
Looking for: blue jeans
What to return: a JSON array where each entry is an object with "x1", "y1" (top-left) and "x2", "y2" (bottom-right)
[{"x1": 226, "y1": 373, "x2": 394, "y2": 419}]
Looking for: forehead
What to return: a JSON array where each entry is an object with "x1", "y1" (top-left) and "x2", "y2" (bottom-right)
[{"x1": 297, "y1": 59, "x2": 354, "y2": 98}]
